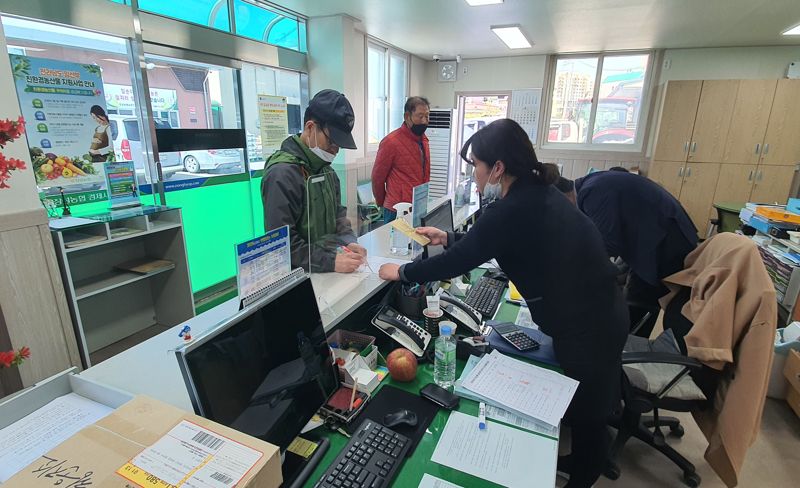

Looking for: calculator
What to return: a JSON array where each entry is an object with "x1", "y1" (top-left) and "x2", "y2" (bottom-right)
[{"x1": 492, "y1": 323, "x2": 540, "y2": 352}]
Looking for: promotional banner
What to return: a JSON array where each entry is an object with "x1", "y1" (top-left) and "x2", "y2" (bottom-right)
[
  {"x1": 105, "y1": 84, "x2": 177, "y2": 112},
  {"x1": 235, "y1": 226, "x2": 291, "y2": 304},
  {"x1": 104, "y1": 161, "x2": 139, "y2": 209},
  {"x1": 257, "y1": 94, "x2": 288, "y2": 157},
  {"x1": 9, "y1": 55, "x2": 111, "y2": 188}
]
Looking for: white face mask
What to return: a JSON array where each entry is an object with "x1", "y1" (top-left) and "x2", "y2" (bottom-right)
[
  {"x1": 482, "y1": 165, "x2": 503, "y2": 202},
  {"x1": 310, "y1": 129, "x2": 336, "y2": 163}
]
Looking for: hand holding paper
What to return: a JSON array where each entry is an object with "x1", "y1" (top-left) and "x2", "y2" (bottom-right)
[{"x1": 390, "y1": 218, "x2": 431, "y2": 246}]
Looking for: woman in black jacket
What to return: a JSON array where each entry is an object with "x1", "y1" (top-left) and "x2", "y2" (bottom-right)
[{"x1": 379, "y1": 119, "x2": 628, "y2": 488}]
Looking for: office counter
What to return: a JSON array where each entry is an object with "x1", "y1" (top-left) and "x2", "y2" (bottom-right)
[{"x1": 81, "y1": 198, "x2": 480, "y2": 411}]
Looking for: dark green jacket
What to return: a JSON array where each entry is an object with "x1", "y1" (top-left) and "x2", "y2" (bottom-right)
[{"x1": 261, "y1": 135, "x2": 356, "y2": 272}]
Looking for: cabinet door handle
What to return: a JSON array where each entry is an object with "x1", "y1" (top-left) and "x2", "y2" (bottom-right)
[
  {"x1": 683, "y1": 141, "x2": 689, "y2": 153},
  {"x1": 691, "y1": 142, "x2": 697, "y2": 153},
  {"x1": 764, "y1": 144, "x2": 770, "y2": 155},
  {"x1": 755, "y1": 143, "x2": 760, "y2": 155},
  {"x1": 757, "y1": 170, "x2": 763, "y2": 182},
  {"x1": 686, "y1": 167, "x2": 692, "y2": 177},
  {"x1": 748, "y1": 170, "x2": 754, "y2": 181},
  {"x1": 678, "y1": 167, "x2": 684, "y2": 177}
]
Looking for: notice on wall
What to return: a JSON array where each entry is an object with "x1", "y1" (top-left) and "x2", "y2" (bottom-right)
[
  {"x1": 236, "y1": 226, "x2": 291, "y2": 306},
  {"x1": 510, "y1": 89, "x2": 542, "y2": 144},
  {"x1": 104, "y1": 161, "x2": 139, "y2": 209},
  {"x1": 9, "y1": 55, "x2": 111, "y2": 189},
  {"x1": 258, "y1": 94, "x2": 289, "y2": 158}
]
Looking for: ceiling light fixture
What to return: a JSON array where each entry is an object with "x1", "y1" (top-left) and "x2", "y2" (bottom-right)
[
  {"x1": 491, "y1": 25, "x2": 532, "y2": 49},
  {"x1": 465, "y1": 0, "x2": 503, "y2": 5},
  {"x1": 783, "y1": 23, "x2": 800, "y2": 35}
]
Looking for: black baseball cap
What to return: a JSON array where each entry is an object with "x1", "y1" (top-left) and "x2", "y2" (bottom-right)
[{"x1": 307, "y1": 89, "x2": 357, "y2": 150}]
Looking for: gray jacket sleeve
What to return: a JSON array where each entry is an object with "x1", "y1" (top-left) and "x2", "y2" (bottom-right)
[{"x1": 262, "y1": 164, "x2": 336, "y2": 272}]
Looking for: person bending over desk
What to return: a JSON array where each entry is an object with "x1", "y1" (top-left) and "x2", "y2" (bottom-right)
[{"x1": 378, "y1": 119, "x2": 628, "y2": 488}]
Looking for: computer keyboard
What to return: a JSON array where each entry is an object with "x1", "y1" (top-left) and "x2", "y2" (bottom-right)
[
  {"x1": 312, "y1": 419, "x2": 410, "y2": 488},
  {"x1": 465, "y1": 276, "x2": 506, "y2": 319}
]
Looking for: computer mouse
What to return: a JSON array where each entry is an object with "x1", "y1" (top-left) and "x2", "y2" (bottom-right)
[{"x1": 383, "y1": 409, "x2": 418, "y2": 428}]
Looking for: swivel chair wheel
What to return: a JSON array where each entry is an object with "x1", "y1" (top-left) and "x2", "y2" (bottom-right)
[
  {"x1": 683, "y1": 471, "x2": 701, "y2": 488},
  {"x1": 604, "y1": 463, "x2": 621, "y2": 481},
  {"x1": 670, "y1": 424, "x2": 685, "y2": 438}
]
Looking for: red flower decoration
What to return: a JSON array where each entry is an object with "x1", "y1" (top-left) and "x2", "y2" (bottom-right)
[
  {"x1": 0, "y1": 351, "x2": 14, "y2": 369},
  {"x1": 0, "y1": 117, "x2": 27, "y2": 189},
  {"x1": 19, "y1": 346, "x2": 31, "y2": 360}
]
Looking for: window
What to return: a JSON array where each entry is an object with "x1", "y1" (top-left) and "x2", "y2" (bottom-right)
[
  {"x1": 138, "y1": 0, "x2": 230, "y2": 32},
  {"x1": 545, "y1": 52, "x2": 652, "y2": 149},
  {"x1": 233, "y1": 0, "x2": 307, "y2": 52},
  {"x1": 456, "y1": 94, "x2": 510, "y2": 179},
  {"x1": 367, "y1": 42, "x2": 408, "y2": 147}
]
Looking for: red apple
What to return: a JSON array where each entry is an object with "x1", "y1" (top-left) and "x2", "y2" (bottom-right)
[{"x1": 386, "y1": 348, "x2": 418, "y2": 382}]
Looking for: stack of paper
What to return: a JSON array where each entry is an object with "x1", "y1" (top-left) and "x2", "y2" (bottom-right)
[
  {"x1": 454, "y1": 355, "x2": 558, "y2": 438},
  {"x1": 459, "y1": 350, "x2": 579, "y2": 428}
]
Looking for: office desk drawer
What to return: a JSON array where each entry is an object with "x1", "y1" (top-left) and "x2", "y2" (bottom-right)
[{"x1": 784, "y1": 349, "x2": 800, "y2": 393}]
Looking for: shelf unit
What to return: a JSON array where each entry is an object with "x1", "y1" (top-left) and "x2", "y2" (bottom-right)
[
  {"x1": 51, "y1": 207, "x2": 195, "y2": 367},
  {"x1": 748, "y1": 231, "x2": 800, "y2": 325}
]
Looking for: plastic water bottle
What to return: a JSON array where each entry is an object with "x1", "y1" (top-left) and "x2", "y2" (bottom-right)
[
  {"x1": 434, "y1": 325, "x2": 457, "y2": 390},
  {"x1": 390, "y1": 202, "x2": 412, "y2": 255}
]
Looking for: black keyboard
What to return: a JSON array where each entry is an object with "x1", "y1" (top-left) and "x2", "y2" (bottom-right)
[
  {"x1": 313, "y1": 419, "x2": 410, "y2": 488},
  {"x1": 465, "y1": 276, "x2": 506, "y2": 318}
]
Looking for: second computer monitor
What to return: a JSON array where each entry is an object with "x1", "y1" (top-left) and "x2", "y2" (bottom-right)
[{"x1": 421, "y1": 199, "x2": 454, "y2": 259}]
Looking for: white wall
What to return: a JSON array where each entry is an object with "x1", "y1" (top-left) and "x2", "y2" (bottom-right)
[
  {"x1": 409, "y1": 55, "x2": 427, "y2": 97},
  {"x1": 422, "y1": 55, "x2": 548, "y2": 108},
  {"x1": 660, "y1": 46, "x2": 800, "y2": 82},
  {"x1": 0, "y1": 22, "x2": 41, "y2": 214}
]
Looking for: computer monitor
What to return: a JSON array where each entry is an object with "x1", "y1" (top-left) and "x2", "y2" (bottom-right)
[
  {"x1": 176, "y1": 274, "x2": 338, "y2": 451},
  {"x1": 421, "y1": 199, "x2": 454, "y2": 259}
]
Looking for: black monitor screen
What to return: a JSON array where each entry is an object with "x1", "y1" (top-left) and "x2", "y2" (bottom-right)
[
  {"x1": 181, "y1": 278, "x2": 338, "y2": 450},
  {"x1": 421, "y1": 200, "x2": 454, "y2": 259}
]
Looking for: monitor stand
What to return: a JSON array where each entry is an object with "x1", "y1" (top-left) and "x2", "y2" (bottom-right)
[{"x1": 281, "y1": 437, "x2": 330, "y2": 488}]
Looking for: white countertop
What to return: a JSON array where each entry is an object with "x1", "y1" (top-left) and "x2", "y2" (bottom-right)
[{"x1": 81, "y1": 196, "x2": 480, "y2": 411}]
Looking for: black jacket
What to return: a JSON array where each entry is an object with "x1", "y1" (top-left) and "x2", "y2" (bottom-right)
[
  {"x1": 574, "y1": 171, "x2": 698, "y2": 286},
  {"x1": 400, "y1": 178, "x2": 628, "y2": 370}
]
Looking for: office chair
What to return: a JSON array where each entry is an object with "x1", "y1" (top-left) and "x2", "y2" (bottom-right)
[
  {"x1": 606, "y1": 288, "x2": 719, "y2": 488},
  {"x1": 356, "y1": 182, "x2": 382, "y2": 234}
]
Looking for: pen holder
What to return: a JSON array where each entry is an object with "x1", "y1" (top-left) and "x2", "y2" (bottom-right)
[
  {"x1": 422, "y1": 308, "x2": 443, "y2": 338},
  {"x1": 394, "y1": 287, "x2": 426, "y2": 321},
  {"x1": 328, "y1": 330, "x2": 378, "y2": 370}
]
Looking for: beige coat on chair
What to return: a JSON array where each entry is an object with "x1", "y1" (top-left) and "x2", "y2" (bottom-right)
[{"x1": 660, "y1": 233, "x2": 776, "y2": 488}]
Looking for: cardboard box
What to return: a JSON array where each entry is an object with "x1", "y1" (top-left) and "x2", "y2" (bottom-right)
[{"x1": 4, "y1": 395, "x2": 282, "y2": 488}]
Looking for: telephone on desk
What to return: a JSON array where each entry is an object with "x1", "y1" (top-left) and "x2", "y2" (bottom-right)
[
  {"x1": 372, "y1": 305, "x2": 432, "y2": 357},
  {"x1": 437, "y1": 289, "x2": 483, "y2": 334}
]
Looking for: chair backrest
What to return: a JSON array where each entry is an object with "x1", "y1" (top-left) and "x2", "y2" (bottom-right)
[{"x1": 357, "y1": 182, "x2": 375, "y2": 205}]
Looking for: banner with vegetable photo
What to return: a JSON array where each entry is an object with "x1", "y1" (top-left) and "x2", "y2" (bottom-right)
[{"x1": 8, "y1": 55, "x2": 112, "y2": 189}]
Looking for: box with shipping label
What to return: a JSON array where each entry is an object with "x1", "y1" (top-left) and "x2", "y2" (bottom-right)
[{"x1": 4, "y1": 395, "x2": 282, "y2": 488}]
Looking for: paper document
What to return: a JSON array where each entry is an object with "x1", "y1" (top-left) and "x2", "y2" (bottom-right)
[
  {"x1": 462, "y1": 350, "x2": 579, "y2": 427},
  {"x1": 0, "y1": 393, "x2": 114, "y2": 482},
  {"x1": 418, "y1": 473, "x2": 463, "y2": 488},
  {"x1": 431, "y1": 411, "x2": 557, "y2": 488},
  {"x1": 363, "y1": 255, "x2": 411, "y2": 275},
  {"x1": 455, "y1": 355, "x2": 559, "y2": 438},
  {"x1": 390, "y1": 218, "x2": 430, "y2": 246},
  {"x1": 515, "y1": 306, "x2": 537, "y2": 329}
]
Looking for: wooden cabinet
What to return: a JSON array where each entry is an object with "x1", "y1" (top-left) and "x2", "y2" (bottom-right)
[
  {"x1": 723, "y1": 80, "x2": 777, "y2": 165},
  {"x1": 713, "y1": 163, "x2": 758, "y2": 203},
  {"x1": 653, "y1": 81, "x2": 702, "y2": 162},
  {"x1": 762, "y1": 80, "x2": 800, "y2": 166},
  {"x1": 679, "y1": 163, "x2": 721, "y2": 232},
  {"x1": 688, "y1": 80, "x2": 738, "y2": 163},
  {"x1": 750, "y1": 165, "x2": 799, "y2": 204},
  {"x1": 650, "y1": 78, "x2": 800, "y2": 234},
  {"x1": 649, "y1": 160, "x2": 686, "y2": 198}
]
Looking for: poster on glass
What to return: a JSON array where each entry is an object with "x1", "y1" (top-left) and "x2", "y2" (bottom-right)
[{"x1": 8, "y1": 55, "x2": 112, "y2": 191}]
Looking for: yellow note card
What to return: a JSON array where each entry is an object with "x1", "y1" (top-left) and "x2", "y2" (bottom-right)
[
  {"x1": 390, "y1": 219, "x2": 431, "y2": 246},
  {"x1": 287, "y1": 437, "x2": 318, "y2": 459}
]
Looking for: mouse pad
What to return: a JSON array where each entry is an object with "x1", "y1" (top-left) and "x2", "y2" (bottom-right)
[{"x1": 345, "y1": 385, "x2": 440, "y2": 456}]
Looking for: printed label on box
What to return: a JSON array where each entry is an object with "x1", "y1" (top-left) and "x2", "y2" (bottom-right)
[{"x1": 117, "y1": 420, "x2": 263, "y2": 488}]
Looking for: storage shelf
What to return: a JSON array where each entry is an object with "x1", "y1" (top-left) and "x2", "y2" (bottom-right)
[
  {"x1": 66, "y1": 221, "x2": 182, "y2": 253},
  {"x1": 74, "y1": 264, "x2": 175, "y2": 300},
  {"x1": 88, "y1": 322, "x2": 170, "y2": 365}
]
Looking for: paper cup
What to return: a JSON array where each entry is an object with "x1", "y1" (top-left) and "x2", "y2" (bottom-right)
[{"x1": 423, "y1": 307, "x2": 444, "y2": 336}]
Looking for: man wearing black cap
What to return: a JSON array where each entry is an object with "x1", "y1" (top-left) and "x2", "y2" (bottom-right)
[{"x1": 261, "y1": 89, "x2": 366, "y2": 273}]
